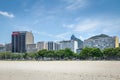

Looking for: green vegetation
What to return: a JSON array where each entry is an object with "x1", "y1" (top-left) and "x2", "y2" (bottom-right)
[
  {"x1": 79, "y1": 47, "x2": 103, "y2": 60},
  {"x1": 0, "y1": 47, "x2": 120, "y2": 60}
]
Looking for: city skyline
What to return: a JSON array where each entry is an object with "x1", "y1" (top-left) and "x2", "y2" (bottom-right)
[
  {"x1": 0, "y1": 32, "x2": 119, "y2": 53},
  {"x1": 0, "y1": 0, "x2": 120, "y2": 44}
]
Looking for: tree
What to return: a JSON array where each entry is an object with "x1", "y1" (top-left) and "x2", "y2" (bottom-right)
[
  {"x1": 37, "y1": 49, "x2": 48, "y2": 60},
  {"x1": 11, "y1": 53, "x2": 18, "y2": 60},
  {"x1": 64, "y1": 48, "x2": 74, "y2": 60},
  {"x1": 55, "y1": 50, "x2": 65, "y2": 60},
  {"x1": 0, "y1": 52, "x2": 5, "y2": 60},
  {"x1": 27, "y1": 53, "x2": 36, "y2": 60},
  {"x1": 47, "y1": 50, "x2": 55, "y2": 60},
  {"x1": 103, "y1": 48, "x2": 115, "y2": 59},
  {"x1": 0, "y1": 52, "x2": 12, "y2": 60},
  {"x1": 73, "y1": 53, "x2": 79, "y2": 60},
  {"x1": 112, "y1": 47, "x2": 120, "y2": 59},
  {"x1": 79, "y1": 47, "x2": 91, "y2": 59},
  {"x1": 23, "y1": 53, "x2": 28, "y2": 60},
  {"x1": 89, "y1": 48, "x2": 102, "y2": 60},
  {"x1": 11, "y1": 53, "x2": 23, "y2": 60}
]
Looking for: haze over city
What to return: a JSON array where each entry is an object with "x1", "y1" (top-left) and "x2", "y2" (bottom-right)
[{"x1": 0, "y1": 0, "x2": 120, "y2": 44}]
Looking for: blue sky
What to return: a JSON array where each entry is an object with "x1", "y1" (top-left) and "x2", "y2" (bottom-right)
[{"x1": 0, "y1": 0, "x2": 120, "y2": 43}]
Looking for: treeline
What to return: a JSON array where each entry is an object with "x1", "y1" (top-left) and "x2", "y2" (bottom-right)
[
  {"x1": 80, "y1": 47, "x2": 120, "y2": 60},
  {"x1": 0, "y1": 47, "x2": 120, "y2": 60}
]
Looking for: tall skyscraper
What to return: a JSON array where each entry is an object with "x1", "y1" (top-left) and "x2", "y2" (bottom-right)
[
  {"x1": 47, "y1": 42, "x2": 54, "y2": 50},
  {"x1": 71, "y1": 35, "x2": 83, "y2": 49},
  {"x1": 12, "y1": 31, "x2": 34, "y2": 53}
]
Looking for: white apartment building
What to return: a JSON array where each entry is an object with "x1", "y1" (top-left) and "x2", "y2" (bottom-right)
[
  {"x1": 26, "y1": 44, "x2": 37, "y2": 52},
  {"x1": 60, "y1": 40, "x2": 78, "y2": 53},
  {"x1": 37, "y1": 42, "x2": 48, "y2": 51}
]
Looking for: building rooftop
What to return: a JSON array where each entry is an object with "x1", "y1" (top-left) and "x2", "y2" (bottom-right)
[{"x1": 89, "y1": 34, "x2": 110, "y2": 39}]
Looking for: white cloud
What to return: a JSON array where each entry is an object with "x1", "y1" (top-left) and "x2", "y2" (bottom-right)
[
  {"x1": 14, "y1": 25, "x2": 71, "y2": 41},
  {"x1": 101, "y1": 19, "x2": 120, "y2": 34},
  {"x1": 55, "y1": 32, "x2": 71, "y2": 40},
  {"x1": 64, "y1": 0, "x2": 87, "y2": 10},
  {"x1": 0, "y1": 11, "x2": 14, "y2": 18},
  {"x1": 13, "y1": 25, "x2": 55, "y2": 38},
  {"x1": 13, "y1": 17, "x2": 120, "y2": 42},
  {"x1": 63, "y1": 24, "x2": 74, "y2": 28},
  {"x1": 63, "y1": 17, "x2": 120, "y2": 39},
  {"x1": 74, "y1": 19, "x2": 100, "y2": 32},
  {"x1": 34, "y1": 31, "x2": 71, "y2": 41},
  {"x1": 64, "y1": 19, "x2": 100, "y2": 32}
]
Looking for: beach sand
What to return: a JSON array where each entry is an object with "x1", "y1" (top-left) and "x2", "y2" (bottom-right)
[{"x1": 0, "y1": 61, "x2": 120, "y2": 80}]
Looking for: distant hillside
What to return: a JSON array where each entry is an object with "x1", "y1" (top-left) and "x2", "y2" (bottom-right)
[{"x1": 89, "y1": 34, "x2": 109, "y2": 39}]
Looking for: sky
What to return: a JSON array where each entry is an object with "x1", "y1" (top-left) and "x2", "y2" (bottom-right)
[{"x1": 0, "y1": 0, "x2": 120, "y2": 44}]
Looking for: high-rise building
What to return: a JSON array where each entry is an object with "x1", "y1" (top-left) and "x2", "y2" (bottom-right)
[
  {"x1": 71, "y1": 35, "x2": 83, "y2": 49},
  {"x1": 84, "y1": 34, "x2": 119, "y2": 50},
  {"x1": 47, "y1": 41, "x2": 60, "y2": 50},
  {"x1": 54, "y1": 42, "x2": 60, "y2": 50},
  {"x1": 60, "y1": 40, "x2": 78, "y2": 53},
  {"x1": 48, "y1": 42, "x2": 54, "y2": 50},
  {"x1": 37, "y1": 41, "x2": 48, "y2": 51},
  {"x1": 12, "y1": 31, "x2": 34, "y2": 53}
]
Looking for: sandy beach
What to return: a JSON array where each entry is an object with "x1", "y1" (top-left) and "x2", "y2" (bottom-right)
[{"x1": 0, "y1": 61, "x2": 120, "y2": 80}]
